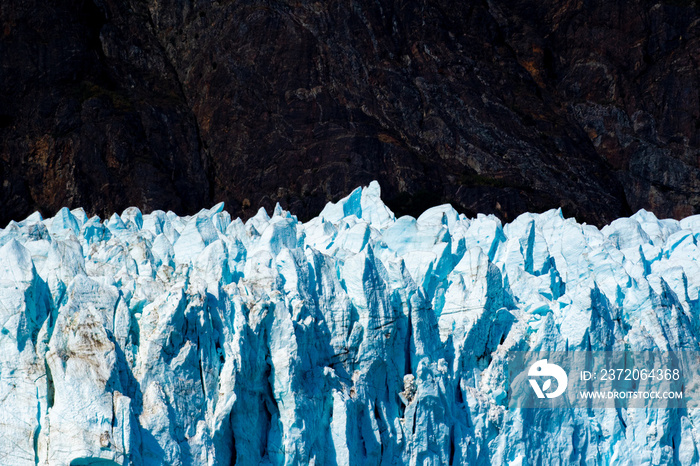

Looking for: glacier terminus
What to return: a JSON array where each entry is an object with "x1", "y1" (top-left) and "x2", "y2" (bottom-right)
[{"x1": 1, "y1": 181, "x2": 700, "y2": 465}]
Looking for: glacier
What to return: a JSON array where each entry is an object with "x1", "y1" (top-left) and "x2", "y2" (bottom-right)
[{"x1": 1, "y1": 181, "x2": 700, "y2": 465}]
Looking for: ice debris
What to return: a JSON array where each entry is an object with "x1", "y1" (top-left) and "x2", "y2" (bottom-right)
[{"x1": 1, "y1": 181, "x2": 700, "y2": 465}]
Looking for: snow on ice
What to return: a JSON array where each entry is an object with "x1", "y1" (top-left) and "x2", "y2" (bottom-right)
[{"x1": 1, "y1": 181, "x2": 699, "y2": 465}]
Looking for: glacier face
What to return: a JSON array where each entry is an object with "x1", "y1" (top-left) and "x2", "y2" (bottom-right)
[{"x1": 1, "y1": 181, "x2": 700, "y2": 465}]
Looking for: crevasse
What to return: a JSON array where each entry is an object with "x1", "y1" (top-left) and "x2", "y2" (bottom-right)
[{"x1": 1, "y1": 181, "x2": 699, "y2": 465}]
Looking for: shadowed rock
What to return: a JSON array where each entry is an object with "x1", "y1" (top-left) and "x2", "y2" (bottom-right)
[{"x1": 2, "y1": 0, "x2": 700, "y2": 227}]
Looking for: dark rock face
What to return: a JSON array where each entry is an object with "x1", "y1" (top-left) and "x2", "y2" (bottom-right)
[{"x1": 2, "y1": 0, "x2": 700, "y2": 227}]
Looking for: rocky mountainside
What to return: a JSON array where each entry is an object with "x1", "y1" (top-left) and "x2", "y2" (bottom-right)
[{"x1": 2, "y1": 0, "x2": 700, "y2": 226}]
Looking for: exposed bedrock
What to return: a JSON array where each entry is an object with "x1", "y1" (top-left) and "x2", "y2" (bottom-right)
[{"x1": 2, "y1": 1, "x2": 700, "y2": 228}]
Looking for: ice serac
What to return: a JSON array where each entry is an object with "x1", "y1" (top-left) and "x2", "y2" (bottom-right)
[{"x1": 1, "y1": 181, "x2": 700, "y2": 465}]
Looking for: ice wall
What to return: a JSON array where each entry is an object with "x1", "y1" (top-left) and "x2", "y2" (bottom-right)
[{"x1": 1, "y1": 182, "x2": 700, "y2": 465}]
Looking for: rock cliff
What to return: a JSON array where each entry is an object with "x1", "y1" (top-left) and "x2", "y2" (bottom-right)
[{"x1": 2, "y1": 1, "x2": 700, "y2": 227}]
